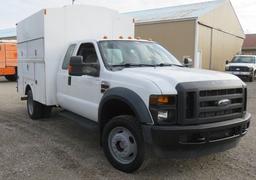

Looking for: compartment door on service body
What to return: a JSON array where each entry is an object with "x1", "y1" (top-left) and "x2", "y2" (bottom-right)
[{"x1": 57, "y1": 42, "x2": 102, "y2": 122}]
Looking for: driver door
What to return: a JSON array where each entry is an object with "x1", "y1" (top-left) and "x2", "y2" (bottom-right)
[{"x1": 58, "y1": 42, "x2": 102, "y2": 122}]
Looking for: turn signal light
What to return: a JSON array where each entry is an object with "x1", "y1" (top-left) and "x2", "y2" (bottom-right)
[{"x1": 150, "y1": 95, "x2": 175, "y2": 105}]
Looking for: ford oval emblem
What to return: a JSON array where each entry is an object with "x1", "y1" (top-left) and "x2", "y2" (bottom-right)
[{"x1": 217, "y1": 99, "x2": 231, "y2": 107}]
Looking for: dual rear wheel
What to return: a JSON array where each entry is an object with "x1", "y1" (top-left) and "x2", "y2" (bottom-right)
[{"x1": 27, "y1": 90, "x2": 52, "y2": 119}]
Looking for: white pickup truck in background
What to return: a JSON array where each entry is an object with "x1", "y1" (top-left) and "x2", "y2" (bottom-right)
[
  {"x1": 225, "y1": 55, "x2": 256, "y2": 82},
  {"x1": 17, "y1": 5, "x2": 251, "y2": 173}
]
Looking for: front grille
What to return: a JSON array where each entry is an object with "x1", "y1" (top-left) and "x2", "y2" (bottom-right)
[
  {"x1": 229, "y1": 66, "x2": 249, "y2": 72},
  {"x1": 176, "y1": 81, "x2": 246, "y2": 125}
]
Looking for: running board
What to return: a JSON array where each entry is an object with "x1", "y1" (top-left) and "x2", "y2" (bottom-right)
[{"x1": 59, "y1": 110, "x2": 99, "y2": 131}]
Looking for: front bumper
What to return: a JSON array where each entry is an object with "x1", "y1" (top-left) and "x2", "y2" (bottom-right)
[
  {"x1": 142, "y1": 112, "x2": 251, "y2": 158},
  {"x1": 226, "y1": 71, "x2": 252, "y2": 76}
]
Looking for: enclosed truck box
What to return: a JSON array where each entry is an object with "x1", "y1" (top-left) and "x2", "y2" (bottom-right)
[
  {"x1": 0, "y1": 41, "x2": 17, "y2": 81},
  {"x1": 17, "y1": 5, "x2": 133, "y2": 105},
  {"x1": 17, "y1": 5, "x2": 250, "y2": 173}
]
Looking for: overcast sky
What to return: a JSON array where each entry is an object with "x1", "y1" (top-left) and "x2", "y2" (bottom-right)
[{"x1": 0, "y1": 0, "x2": 255, "y2": 33}]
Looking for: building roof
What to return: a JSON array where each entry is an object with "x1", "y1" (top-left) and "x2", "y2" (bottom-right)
[
  {"x1": 0, "y1": 28, "x2": 16, "y2": 39},
  {"x1": 242, "y1": 34, "x2": 256, "y2": 49},
  {"x1": 125, "y1": 0, "x2": 225, "y2": 23}
]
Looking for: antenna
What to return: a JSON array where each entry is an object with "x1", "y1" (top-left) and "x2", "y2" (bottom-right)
[{"x1": 72, "y1": 0, "x2": 75, "y2": 5}]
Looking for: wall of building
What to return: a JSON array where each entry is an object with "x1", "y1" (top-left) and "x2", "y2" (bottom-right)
[
  {"x1": 197, "y1": 0, "x2": 244, "y2": 71},
  {"x1": 0, "y1": 36, "x2": 16, "y2": 40},
  {"x1": 199, "y1": 0, "x2": 244, "y2": 39},
  {"x1": 134, "y1": 19, "x2": 196, "y2": 63},
  {"x1": 198, "y1": 24, "x2": 244, "y2": 71}
]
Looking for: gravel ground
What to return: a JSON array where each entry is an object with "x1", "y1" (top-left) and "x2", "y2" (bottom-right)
[{"x1": 0, "y1": 76, "x2": 255, "y2": 180}]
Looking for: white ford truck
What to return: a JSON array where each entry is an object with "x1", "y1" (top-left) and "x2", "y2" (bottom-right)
[
  {"x1": 17, "y1": 5, "x2": 251, "y2": 173},
  {"x1": 225, "y1": 55, "x2": 256, "y2": 82}
]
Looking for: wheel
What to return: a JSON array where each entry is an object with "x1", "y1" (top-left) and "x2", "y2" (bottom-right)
[
  {"x1": 249, "y1": 75, "x2": 254, "y2": 82},
  {"x1": 27, "y1": 90, "x2": 43, "y2": 120},
  {"x1": 102, "y1": 115, "x2": 144, "y2": 173},
  {"x1": 5, "y1": 74, "x2": 17, "y2": 81}
]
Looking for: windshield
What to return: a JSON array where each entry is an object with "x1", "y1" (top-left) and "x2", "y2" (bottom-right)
[
  {"x1": 98, "y1": 40, "x2": 182, "y2": 68},
  {"x1": 231, "y1": 56, "x2": 255, "y2": 64}
]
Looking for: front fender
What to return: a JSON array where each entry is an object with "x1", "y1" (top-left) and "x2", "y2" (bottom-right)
[{"x1": 98, "y1": 87, "x2": 154, "y2": 126}]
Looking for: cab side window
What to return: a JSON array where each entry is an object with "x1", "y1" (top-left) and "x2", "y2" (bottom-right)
[
  {"x1": 77, "y1": 43, "x2": 98, "y2": 64},
  {"x1": 62, "y1": 44, "x2": 76, "y2": 69}
]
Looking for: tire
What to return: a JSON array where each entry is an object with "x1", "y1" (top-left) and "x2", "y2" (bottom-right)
[
  {"x1": 5, "y1": 74, "x2": 17, "y2": 82},
  {"x1": 249, "y1": 75, "x2": 254, "y2": 82},
  {"x1": 27, "y1": 90, "x2": 43, "y2": 120},
  {"x1": 102, "y1": 115, "x2": 144, "y2": 173}
]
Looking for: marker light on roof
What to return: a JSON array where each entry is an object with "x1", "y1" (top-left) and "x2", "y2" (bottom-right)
[
  {"x1": 119, "y1": 36, "x2": 124, "y2": 39},
  {"x1": 103, "y1": 36, "x2": 108, "y2": 39},
  {"x1": 128, "y1": 36, "x2": 132, "y2": 39}
]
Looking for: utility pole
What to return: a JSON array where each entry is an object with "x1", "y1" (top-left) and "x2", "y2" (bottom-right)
[{"x1": 72, "y1": 0, "x2": 75, "y2": 5}]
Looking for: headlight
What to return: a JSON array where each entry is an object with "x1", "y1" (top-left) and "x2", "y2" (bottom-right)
[
  {"x1": 225, "y1": 66, "x2": 229, "y2": 71},
  {"x1": 149, "y1": 95, "x2": 177, "y2": 125}
]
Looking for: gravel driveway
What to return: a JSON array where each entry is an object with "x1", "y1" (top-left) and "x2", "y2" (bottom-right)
[{"x1": 0, "y1": 77, "x2": 255, "y2": 180}]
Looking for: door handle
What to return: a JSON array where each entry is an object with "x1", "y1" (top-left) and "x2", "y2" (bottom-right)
[
  {"x1": 68, "y1": 76, "x2": 71, "y2": 86},
  {"x1": 101, "y1": 81, "x2": 110, "y2": 93}
]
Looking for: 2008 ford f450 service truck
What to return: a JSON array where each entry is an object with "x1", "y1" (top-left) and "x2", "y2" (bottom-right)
[{"x1": 17, "y1": 5, "x2": 251, "y2": 173}]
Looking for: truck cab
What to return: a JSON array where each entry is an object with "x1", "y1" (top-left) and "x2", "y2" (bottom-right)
[
  {"x1": 225, "y1": 55, "x2": 256, "y2": 82},
  {"x1": 17, "y1": 5, "x2": 251, "y2": 173}
]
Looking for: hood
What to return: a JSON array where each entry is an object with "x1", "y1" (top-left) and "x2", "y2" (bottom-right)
[
  {"x1": 117, "y1": 67, "x2": 241, "y2": 94},
  {"x1": 226, "y1": 63, "x2": 255, "y2": 68}
]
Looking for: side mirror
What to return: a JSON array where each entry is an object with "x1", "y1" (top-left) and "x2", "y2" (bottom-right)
[
  {"x1": 183, "y1": 58, "x2": 193, "y2": 67},
  {"x1": 69, "y1": 56, "x2": 85, "y2": 76},
  {"x1": 225, "y1": 60, "x2": 229, "y2": 64}
]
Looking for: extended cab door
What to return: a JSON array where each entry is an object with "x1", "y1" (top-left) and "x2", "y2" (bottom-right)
[{"x1": 57, "y1": 42, "x2": 102, "y2": 122}]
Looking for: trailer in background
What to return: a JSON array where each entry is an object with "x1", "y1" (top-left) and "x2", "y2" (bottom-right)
[{"x1": 0, "y1": 41, "x2": 17, "y2": 81}]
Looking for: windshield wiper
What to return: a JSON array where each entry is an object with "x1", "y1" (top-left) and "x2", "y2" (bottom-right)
[
  {"x1": 111, "y1": 63, "x2": 156, "y2": 68},
  {"x1": 156, "y1": 63, "x2": 184, "y2": 67}
]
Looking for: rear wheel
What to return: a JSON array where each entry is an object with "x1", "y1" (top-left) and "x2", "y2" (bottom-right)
[
  {"x1": 5, "y1": 74, "x2": 17, "y2": 81},
  {"x1": 27, "y1": 90, "x2": 44, "y2": 120},
  {"x1": 102, "y1": 115, "x2": 144, "y2": 173}
]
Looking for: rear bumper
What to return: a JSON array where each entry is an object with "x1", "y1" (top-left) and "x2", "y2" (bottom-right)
[{"x1": 142, "y1": 112, "x2": 251, "y2": 158}]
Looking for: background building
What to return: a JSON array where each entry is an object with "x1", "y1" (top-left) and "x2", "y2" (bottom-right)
[
  {"x1": 126, "y1": 0, "x2": 244, "y2": 71},
  {"x1": 0, "y1": 28, "x2": 16, "y2": 40},
  {"x1": 242, "y1": 34, "x2": 256, "y2": 55}
]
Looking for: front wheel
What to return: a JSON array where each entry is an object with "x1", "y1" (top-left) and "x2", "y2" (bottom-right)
[
  {"x1": 249, "y1": 74, "x2": 254, "y2": 82},
  {"x1": 102, "y1": 115, "x2": 145, "y2": 173}
]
